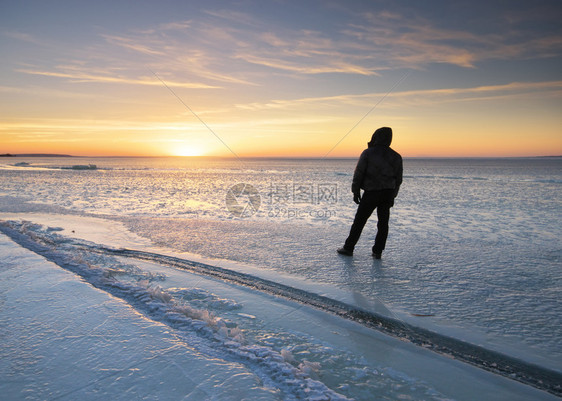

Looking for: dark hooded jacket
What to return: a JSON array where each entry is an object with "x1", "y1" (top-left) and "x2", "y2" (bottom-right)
[{"x1": 351, "y1": 127, "x2": 403, "y2": 196}]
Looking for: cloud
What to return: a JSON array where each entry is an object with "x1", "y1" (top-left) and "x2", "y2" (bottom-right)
[
  {"x1": 0, "y1": 84, "x2": 102, "y2": 99},
  {"x1": 388, "y1": 80, "x2": 562, "y2": 105},
  {"x1": 3, "y1": 31, "x2": 46, "y2": 46},
  {"x1": 340, "y1": 19, "x2": 481, "y2": 68},
  {"x1": 200, "y1": 6, "x2": 554, "y2": 76},
  {"x1": 101, "y1": 34, "x2": 166, "y2": 56},
  {"x1": 157, "y1": 20, "x2": 193, "y2": 31},
  {"x1": 224, "y1": 26, "x2": 387, "y2": 76},
  {"x1": 346, "y1": 9, "x2": 562, "y2": 68},
  {"x1": 97, "y1": 13, "x2": 386, "y2": 80},
  {"x1": 233, "y1": 80, "x2": 562, "y2": 111},
  {"x1": 8, "y1": 2, "x2": 562, "y2": 107},
  {"x1": 235, "y1": 54, "x2": 379, "y2": 76},
  {"x1": 16, "y1": 67, "x2": 221, "y2": 89},
  {"x1": 202, "y1": 9, "x2": 261, "y2": 28},
  {"x1": 0, "y1": 119, "x2": 215, "y2": 134},
  {"x1": 100, "y1": 31, "x2": 256, "y2": 86}
]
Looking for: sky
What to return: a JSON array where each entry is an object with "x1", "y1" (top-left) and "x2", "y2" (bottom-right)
[{"x1": 1, "y1": 0, "x2": 561, "y2": 157}]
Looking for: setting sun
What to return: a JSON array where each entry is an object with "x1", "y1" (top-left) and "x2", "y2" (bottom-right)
[{"x1": 170, "y1": 144, "x2": 207, "y2": 157}]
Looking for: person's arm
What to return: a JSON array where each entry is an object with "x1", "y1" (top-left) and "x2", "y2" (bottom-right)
[
  {"x1": 394, "y1": 155, "x2": 403, "y2": 198},
  {"x1": 351, "y1": 151, "x2": 367, "y2": 203}
]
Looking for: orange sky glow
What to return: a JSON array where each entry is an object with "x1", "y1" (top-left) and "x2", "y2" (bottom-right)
[{"x1": 1, "y1": 1, "x2": 561, "y2": 158}]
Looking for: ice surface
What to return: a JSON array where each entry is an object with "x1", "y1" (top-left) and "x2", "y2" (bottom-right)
[
  {"x1": 1, "y1": 156, "x2": 561, "y2": 399},
  {"x1": 1, "y1": 218, "x2": 560, "y2": 400},
  {"x1": 0, "y1": 233, "x2": 278, "y2": 401}
]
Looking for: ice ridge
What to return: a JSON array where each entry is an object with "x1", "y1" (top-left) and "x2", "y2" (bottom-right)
[
  {"x1": 0, "y1": 220, "x2": 350, "y2": 401},
  {"x1": 86, "y1": 244, "x2": 562, "y2": 397}
]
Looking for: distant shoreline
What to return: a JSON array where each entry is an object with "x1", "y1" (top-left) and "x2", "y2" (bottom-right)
[{"x1": 0, "y1": 154, "x2": 74, "y2": 157}]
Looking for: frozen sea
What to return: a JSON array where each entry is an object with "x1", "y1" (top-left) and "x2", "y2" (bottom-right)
[{"x1": 0, "y1": 156, "x2": 560, "y2": 400}]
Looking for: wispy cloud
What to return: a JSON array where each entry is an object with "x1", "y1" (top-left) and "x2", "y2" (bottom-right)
[
  {"x1": 0, "y1": 118, "x2": 215, "y2": 134},
  {"x1": 97, "y1": 12, "x2": 387, "y2": 80},
  {"x1": 99, "y1": 31, "x2": 256, "y2": 86},
  {"x1": 16, "y1": 67, "x2": 220, "y2": 89},
  {"x1": 344, "y1": 9, "x2": 562, "y2": 68},
  {"x1": 21, "y1": 3, "x2": 553, "y2": 94},
  {"x1": 235, "y1": 54, "x2": 379, "y2": 76},
  {"x1": 233, "y1": 80, "x2": 562, "y2": 111},
  {"x1": 202, "y1": 9, "x2": 261, "y2": 28},
  {"x1": 0, "y1": 84, "x2": 102, "y2": 99},
  {"x1": 8, "y1": 2, "x2": 562, "y2": 93},
  {"x1": 101, "y1": 34, "x2": 166, "y2": 56},
  {"x1": 3, "y1": 31, "x2": 48, "y2": 46},
  {"x1": 199, "y1": 5, "x2": 561, "y2": 76}
]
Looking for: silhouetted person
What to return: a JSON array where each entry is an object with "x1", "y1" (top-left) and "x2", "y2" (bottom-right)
[{"x1": 338, "y1": 127, "x2": 403, "y2": 259}]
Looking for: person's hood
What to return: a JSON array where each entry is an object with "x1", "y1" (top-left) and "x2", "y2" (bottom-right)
[{"x1": 368, "y1": 127, "x2": 392, "y2": 147}]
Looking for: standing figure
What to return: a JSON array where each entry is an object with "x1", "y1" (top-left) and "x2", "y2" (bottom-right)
[{"x1": 338, "y1": 127, "x2": 403, "y2": 259}]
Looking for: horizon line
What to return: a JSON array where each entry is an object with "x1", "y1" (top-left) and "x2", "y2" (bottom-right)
[{"x1": 2, "y1": 153, "x2": 561, "y2": 159}]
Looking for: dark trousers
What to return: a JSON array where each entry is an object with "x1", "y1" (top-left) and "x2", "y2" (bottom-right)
[{"x1": 344, "y1": 189, "x2": 394, "y2": 254}]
